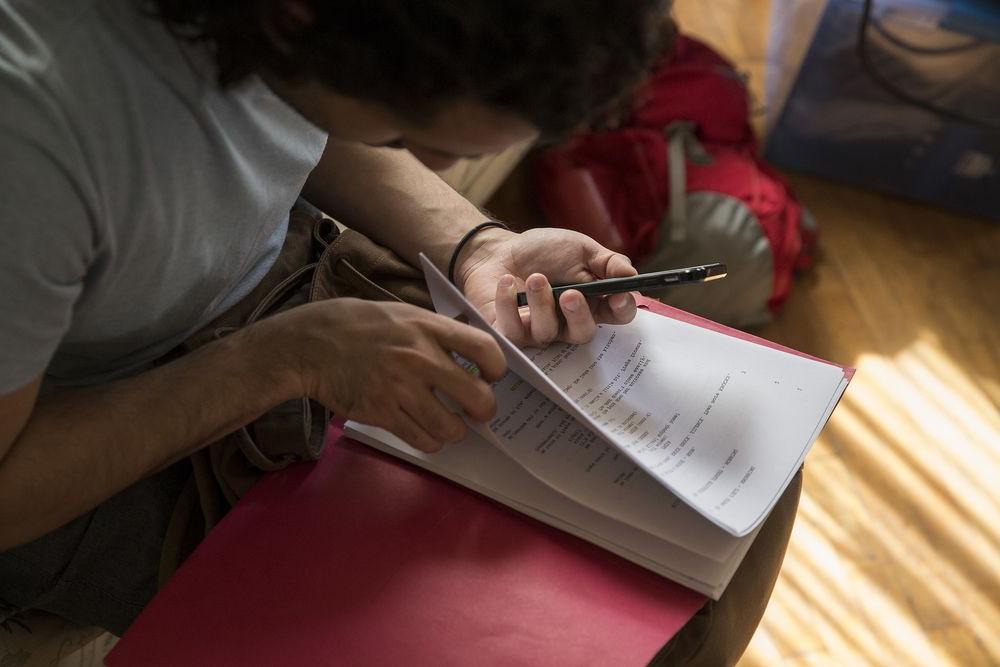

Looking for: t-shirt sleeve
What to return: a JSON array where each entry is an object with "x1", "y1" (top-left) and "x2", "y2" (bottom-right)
[{"x1": 0, "y1": 89, "x2": 96, "y2": 393}]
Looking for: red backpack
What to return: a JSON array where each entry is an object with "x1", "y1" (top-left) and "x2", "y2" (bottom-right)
[{"x1": 534, "y1": 33, "x2": 817, "y2": 327}]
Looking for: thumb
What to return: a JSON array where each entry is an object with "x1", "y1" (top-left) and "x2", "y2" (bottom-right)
[{"x1": 588, "y1": 248, "x2": 637, "y2": 279}]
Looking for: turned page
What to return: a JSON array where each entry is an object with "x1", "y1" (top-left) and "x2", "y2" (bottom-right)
[
  {"x1": 472, "y1": 371, "x2": 742, "y2": 560},
  {"x1": 517, "y1": 312, "x2": 848, "y2": 536},
  {"x1": 420, "y1": 255, "x2": 848, "y2": 536}
]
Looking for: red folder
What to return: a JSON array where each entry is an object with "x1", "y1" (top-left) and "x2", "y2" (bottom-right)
[
  {"x1": 108, "y1": 422, "x2": 704, "y2": 664},
  {"x1": 109, "y1": 298, "x2": 840, "y2": 665}
]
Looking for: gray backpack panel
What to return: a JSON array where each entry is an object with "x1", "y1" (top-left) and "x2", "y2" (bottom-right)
[{"x1": 636, "y1": 191, "x2": 775, "y2": 329}]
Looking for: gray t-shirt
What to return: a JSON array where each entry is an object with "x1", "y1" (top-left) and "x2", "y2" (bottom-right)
[{"x1": 0, "y1": 0, "x2": 329, "y2": 393}]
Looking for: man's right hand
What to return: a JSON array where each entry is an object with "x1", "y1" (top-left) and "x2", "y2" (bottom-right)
[{"x1": 258, "y1": 298, "x2": 508, "y2": 453}]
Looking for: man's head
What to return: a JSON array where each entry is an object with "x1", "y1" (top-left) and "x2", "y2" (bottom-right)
[{"x1": 153, "y1": 0, "x2": 673, "y2": 168}]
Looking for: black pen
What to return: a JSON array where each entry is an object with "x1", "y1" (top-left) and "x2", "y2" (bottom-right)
[{"x1": 515, "y1": 262, "x2": 727, "y2": 307}]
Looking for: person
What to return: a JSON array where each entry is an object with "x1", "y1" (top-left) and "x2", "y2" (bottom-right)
[{"x1": 0, "y1": 0, "x2": 671, "y2": 635}]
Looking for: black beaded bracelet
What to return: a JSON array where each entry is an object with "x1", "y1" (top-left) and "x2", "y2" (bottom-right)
[{"x1": 447, "y1": 220, "x2": 511, "y2": 285}]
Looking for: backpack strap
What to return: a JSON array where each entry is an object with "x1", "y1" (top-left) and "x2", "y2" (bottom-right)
[{"x1": 663, "y1": 121, "x2": 713, "y2": 243}]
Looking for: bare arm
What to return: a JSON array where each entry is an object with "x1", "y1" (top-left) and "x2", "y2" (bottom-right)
[
  {"x1": 0, "y1": 298, "x2": 503, "y2": 552},
  {"x1": 301, "y1": 140, "x2": 638, "y2": 346},
  {"x1": 0, "y1": 324, "x2": 294, "y2": 550},
  {"x1": 302, "y1": 138, "x2": 497, "y2": 273}
]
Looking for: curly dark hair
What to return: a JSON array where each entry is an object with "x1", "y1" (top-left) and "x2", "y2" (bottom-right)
[{"x1": 149, "y1": 0, "x2": 673, "y2": 139}]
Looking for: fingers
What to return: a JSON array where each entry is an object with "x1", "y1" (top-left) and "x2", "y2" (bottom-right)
[
  {"x1": 609, "y1": 253, "x2": 639, "y2": 278},
  {"x1": 400, "y1": 387, "x2": 468, "y2": 446},
  {"x1": 559, "y1": 290, "x2": 597, "y2": 344},
  {"x1": 388, "y1": 406, "x2": 445, "y2": 453},
  {"x1": 590, "y1": 251, "x2": 638, "y2": 325},
  {"x1": 425, "y1": 313, "x2": 504, "y2": 422},
  {"x1": 494, "y1": 272, "x2": 629, "y2": 347},
  {"x1": 424, "y1": 352, "x2": 498, "y2": 423},
  {"x1": 492, "y1": 274, "x2": 528, "y2": 347},
  {"x1": 501, "y1": 245, "x2": 636, "y2": 347},
  {"x1": 593, "y1": 291, "x2": 638, "y2": 326},
  {"x1": 495, "y1": 273, "x2": 564, "y2": 347},
  {"x1": 589, "y1": 250, "x2": 638, "y2": 280},
  {"x1": 374, "y1": 341, "x2": 492, "y2": 452},
  {"x1": 524, "y1": 274, "x2": 560, "y2": 345},
  {"x1": 434, "y1": 316, "x2": 507, "y2": 382}
]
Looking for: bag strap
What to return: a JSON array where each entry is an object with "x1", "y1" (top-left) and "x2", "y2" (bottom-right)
[
  {"x1": 336, "y1": 256, "x2": 405, "y2": 303},
  {"x1": 663, "y1": 121, "x2": 714, "y2": 243},
  {"x1": 206, "y1": 217, "x2": 329, "y2": 473},
  {"x1": 232, "y1": 218, "x2": 332, "y2": 472},
  {"x1": 245, "y1": 263, "x2": 318, "y2": 325}
]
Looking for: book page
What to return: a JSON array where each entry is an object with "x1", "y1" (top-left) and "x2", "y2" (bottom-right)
[
  {"x1": 471, "y1": 375, "x2": 741, "y2": 561},
  {"x1": 420, "y1": 255, "x2": 848, "y2": 537},
  {"x1": 521, "y1": 314, "x2": 848, "y2": 536}
]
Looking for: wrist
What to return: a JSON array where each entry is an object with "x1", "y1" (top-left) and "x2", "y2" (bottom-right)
[
  {"x1": 229, "y1": 318, "x2": 305, "y2": 405},
  {"x1": 452, "y1": 223, "x2": 516, "y2": 293}
]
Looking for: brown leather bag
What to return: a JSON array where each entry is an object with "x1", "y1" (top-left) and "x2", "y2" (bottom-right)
[{"x1": 159, "y1": 202, "x2": 432, "y2": 583}]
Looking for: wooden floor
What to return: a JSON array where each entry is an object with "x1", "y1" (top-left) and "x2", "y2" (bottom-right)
[
  {"x1": 744, "y1": 173, "x2": 1000, "y2": 666},
  {"x1": 491, "y1": 1, "x2": 1000, "y2": 663}
]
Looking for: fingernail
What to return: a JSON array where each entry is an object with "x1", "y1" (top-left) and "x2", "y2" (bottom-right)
[
  {"x1": 563, "y1": 294, "x2": 581, "y2": 312},
  {"x1": 498, "y1": 275, "x2": 514, "y2": 289},
  {"x1": 527, "y1": 275, "x2": 546, "y2": 292},
  {"x1": 610, "y1": 294, "x2": 628, "y2": 310}
]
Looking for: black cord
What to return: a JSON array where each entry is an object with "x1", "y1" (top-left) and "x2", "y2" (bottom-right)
[
  {"x1": 857, "y1": 0, "x2": 1000, "y2": 130},
  {"x1": 447, "y1": 220, "x2": 511, "y2": 285}
]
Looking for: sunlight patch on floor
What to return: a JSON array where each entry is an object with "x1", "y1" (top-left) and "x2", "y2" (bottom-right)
[{"x1": 739, "y1": 333, "x2": 999, "y2": 666}]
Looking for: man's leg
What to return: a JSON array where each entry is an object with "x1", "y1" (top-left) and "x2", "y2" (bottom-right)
[
  {"x1": 0, "y1": 460, "x2": 189, "y2": 636},
  {"x1": 650, "y1": 470, "x2": 803, "y2": 666}
]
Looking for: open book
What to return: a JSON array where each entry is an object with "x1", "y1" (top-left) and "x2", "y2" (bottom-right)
[{"x1": 345, "y1": 255, "x2": 852, "y2": 598}]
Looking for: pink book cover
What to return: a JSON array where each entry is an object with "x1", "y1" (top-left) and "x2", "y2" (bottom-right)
[
  {"x1": 108, "y1": 297, "x2": 850, "y2": 666},
  {"x1": 107, "y1": 424, "x2": 705, "y2": 666}
]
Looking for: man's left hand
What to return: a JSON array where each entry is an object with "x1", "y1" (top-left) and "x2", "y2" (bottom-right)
[{"x1": 456, "y1": 227, "x2": 638, "y2": 347}]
